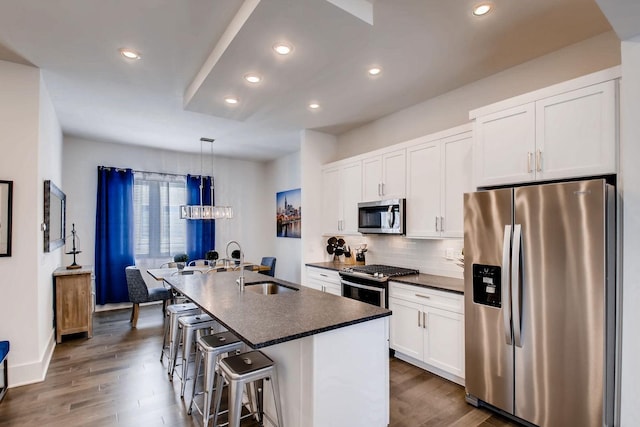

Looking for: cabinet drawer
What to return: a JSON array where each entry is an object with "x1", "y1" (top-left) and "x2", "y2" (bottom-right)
[
  {"x1": 306, "y1": 267, "x2": 341, "y2": 285},
  {"x1": 389, "y1": 281, "x2": 463, "y2": 314}
]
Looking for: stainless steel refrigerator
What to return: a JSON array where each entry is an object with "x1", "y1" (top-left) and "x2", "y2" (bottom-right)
[{"x1": 463, "y1": 179, "x2": 616, "y2": 427}]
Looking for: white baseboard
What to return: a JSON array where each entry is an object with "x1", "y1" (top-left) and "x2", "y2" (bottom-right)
[{"x1": 9, "y1": 328, "x2": 56, "y2": 388}]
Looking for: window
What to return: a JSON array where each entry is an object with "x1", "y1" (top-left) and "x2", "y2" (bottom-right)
[{"x1": 133, "y1": 172, "x2": 186, "y2": 267}]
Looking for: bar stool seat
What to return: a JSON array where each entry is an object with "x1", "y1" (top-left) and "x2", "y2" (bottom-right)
[
  {"x1": 188, "y1": 331, "x2": 244, "y2": 426},
  {"x1": 214, "y1": 350, "x2": 284, "y2": 427},
  {"x1": 162, "y1": 302, "x2": 200, "y2": 373},
  {"x1": 174, "y1": 314, "x2": 220, "y2": 396}
]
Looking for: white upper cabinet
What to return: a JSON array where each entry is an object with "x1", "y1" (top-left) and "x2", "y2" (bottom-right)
[
  {"x1": 321, "y1": 160, "x2": 362, "y2": 235},
  {"x1": 362, "y1": 148, "x2": 406, "y2": 201},
  {"x1": 535, "y1": 81, "x2": 616, "y2": 181},
  {"x1": 472, "y1": 67, "x2": 619, "y2": 187},
  {"x1": 406, "y1": 126, "x2": 472, "y2": 238},
  {"x1": 441, "y1": 132, "x2": 473, "y2": 238},
  {"x1": 473, "y1": 104, "x2": 535, "y2": 186}
]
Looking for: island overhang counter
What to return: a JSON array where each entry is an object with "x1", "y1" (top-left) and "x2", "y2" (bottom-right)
[{"x1": 164, "y1": 270, "x2": 391, "y2": 427}]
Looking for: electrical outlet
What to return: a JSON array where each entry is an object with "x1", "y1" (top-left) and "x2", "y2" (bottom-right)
[{"x1": 445, "y1": 248, "x2": 454, "y2": 259}]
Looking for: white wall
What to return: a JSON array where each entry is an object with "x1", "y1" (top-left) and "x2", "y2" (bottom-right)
[
  {"x1": 619, "y1": 35, "x2": 640, "y2": 426},
  {"x1": 0, "y1": 60, "x2": 61, "y2": 386},
  {"x1": 336, "y1": 31, "x2": 621, "y2": 160},
  {"x1": 62, "y1": 137, "x2": 272, "y2": 291},
  {"x1": 266, "y1": 151, "x2": 302, "y2": 283},
  {"x1": 300, "y1": 130, "x2": 338, "y2": 283}
]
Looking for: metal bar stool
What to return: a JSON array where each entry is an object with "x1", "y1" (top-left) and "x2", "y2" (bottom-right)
[
  {"x1": 187, "y1": 331, "x2": 244, "y2": 426},
  {"x1": 173, "y1": 313, "x2": 220, "y2": 396},
  {"x1": 163, "y1": 302, "x2": 200, "y2": 374},
  {"x1": 213, "y1": 350, "x2": 284, "y2": 427}
]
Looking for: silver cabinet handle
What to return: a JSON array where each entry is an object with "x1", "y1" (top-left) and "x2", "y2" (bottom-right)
[
  {"x1": 381, "y1": 182, "x2": 385, "y2": 196},
  {"x1": 415, "y1": 294, "x2": 431, "y2": 299},
  {"x1": 423, "y1": 312, "x2": 426, "y2": 329},
  {"x1": 435, "y1": 216, "x2": 439, "y2": 231},
  {"x1": 527, "y1": 152, "x2": 533, "y2": 173},
  {"x1": 502, "y1": 225, "x2": 513, "y2": 345},
  {"x1": 417, "y1": 310, "x2": 421, "y2": 327},
  {"x1": 440, "y1": 216, "x2": 444, "y2": 232},
  {"x1": 536, "y1": 149, "x2": 542, "y2": 172},
  {"x1": 320, "y1": 273, "x2": 328, "y2": 277}
]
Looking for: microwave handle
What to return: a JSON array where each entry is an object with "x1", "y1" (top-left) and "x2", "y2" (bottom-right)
[{"x1": 387, "y1": 205, "x2": 394, "y2": 228}]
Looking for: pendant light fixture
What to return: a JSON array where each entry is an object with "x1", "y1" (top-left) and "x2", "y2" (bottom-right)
[{"x1": 180, "y1": 138, "x2": 233, "y2": 220}]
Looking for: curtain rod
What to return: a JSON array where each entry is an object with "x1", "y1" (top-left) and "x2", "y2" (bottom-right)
[{"x1": 98, "y1": 166, "x2": 212, "y2": 179}]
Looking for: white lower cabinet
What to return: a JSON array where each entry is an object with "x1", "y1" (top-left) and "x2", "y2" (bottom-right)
[
  {"x1": 306, "y1": 266, "x2": 342, "y2": 295},
  {"x1": 389, "y1": 281, "x2": 465, "y2": 385}
]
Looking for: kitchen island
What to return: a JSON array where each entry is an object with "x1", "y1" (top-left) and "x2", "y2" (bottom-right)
[{"x1": 164, "y1": 270, "x2": 391, "y2": 427}]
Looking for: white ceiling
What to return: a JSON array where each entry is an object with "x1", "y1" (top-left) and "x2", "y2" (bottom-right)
[{"x1": 0, "y1": 0, "x2": 613, "y2": 161}]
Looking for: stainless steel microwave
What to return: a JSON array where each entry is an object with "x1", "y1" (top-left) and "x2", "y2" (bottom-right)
[{"x1": 357, "y1": 199, "x2": 405, "y2": 234}]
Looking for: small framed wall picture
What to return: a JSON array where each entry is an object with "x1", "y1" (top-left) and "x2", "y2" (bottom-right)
[
  {"x1": 0, "y1": 180, "x2": 13, "y2": 257},
  {"x1": 276, "y1": 188, "x2": 301, "y2": 238}
]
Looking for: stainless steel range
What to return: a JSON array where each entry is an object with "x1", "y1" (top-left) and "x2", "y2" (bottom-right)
[{"x1": 339, "y1": 264, "x2": 419, "y2": 307}]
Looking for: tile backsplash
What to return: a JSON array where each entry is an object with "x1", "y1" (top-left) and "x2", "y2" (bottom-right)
[{"x1": 322, "y1": 235, "x2": 463, "y2": 279}]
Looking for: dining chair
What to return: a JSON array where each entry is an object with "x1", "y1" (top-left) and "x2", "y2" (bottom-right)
[
  {"x1": 125, "y1": 266, "x2": 173, "y2": 328},
  {"x1": 159, "y1": 261, "x2": 178, "y2": 268},
  {"x1": 259, "y1": 257, "x2": 276, "y2": 277}
]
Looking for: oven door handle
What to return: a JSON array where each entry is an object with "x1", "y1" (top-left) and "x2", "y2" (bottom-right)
[{"x1": 340, "y1": 279, "x2": 385, "y2": 293}]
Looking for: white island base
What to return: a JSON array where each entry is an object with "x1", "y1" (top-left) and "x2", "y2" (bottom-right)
[{"x1": 256, "y1": 317, "x2": 390, "y2": 427}]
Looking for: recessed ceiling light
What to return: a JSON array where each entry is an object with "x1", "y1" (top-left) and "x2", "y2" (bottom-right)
[
  {"x1": 244, "y1": 73, "x2": 262, "y2": 84},
  {"x1": 119, "y1": 48, "x2": 141, "y2": 60},
  {"x1": 308, "y1": 102, "x2": 320, "y2": 110},
  {"x1": 368, "y1": 67, "x2": 382, "y2": 76},
  {"x1": 472, "y1": 3, "x2": 492, "y2": 16},
  {"x1": 224, "y1": 96, "x2": 239, "y2": 105},
  {"x1": 273, "y1": 42, "x2": 293, "y2": 55}
]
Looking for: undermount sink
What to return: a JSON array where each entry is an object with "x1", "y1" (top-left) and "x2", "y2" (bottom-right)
[{"x1": 245, "y1": 281, "x2": 298, "y2": 295}]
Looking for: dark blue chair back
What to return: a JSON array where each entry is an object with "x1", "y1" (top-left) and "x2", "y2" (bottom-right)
[{"x1": 259, "y1": 257, "x2": 276, "y2": 277}]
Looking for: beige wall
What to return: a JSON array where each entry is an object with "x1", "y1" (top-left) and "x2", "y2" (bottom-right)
[{"x1": 336, "y1": 31, "x2": 621, "y2": 160}]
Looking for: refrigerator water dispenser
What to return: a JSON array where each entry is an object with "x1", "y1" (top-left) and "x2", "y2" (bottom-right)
[{"x1": 472, "y1": 264, "x2": 501, "y2": 307}]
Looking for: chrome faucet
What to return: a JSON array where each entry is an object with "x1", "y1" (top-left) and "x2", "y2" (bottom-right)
[{"x1": 226, "y1": 240, "x2": 245, "y2": 291}]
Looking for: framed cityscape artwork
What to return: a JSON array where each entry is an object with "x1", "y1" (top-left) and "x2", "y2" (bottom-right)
[{"x1": 276, "y1": 188, "x2": 301, "y2": 238}]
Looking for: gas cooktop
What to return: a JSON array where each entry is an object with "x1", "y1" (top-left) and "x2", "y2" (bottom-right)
[{"x1": 340, "y1": 264, "x2": 419, "y2": 281}]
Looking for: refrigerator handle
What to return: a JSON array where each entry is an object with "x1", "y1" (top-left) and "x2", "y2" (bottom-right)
[
  {"x1": 502, "y1": 225, "x2": 513, "y2": 346},
  {"x1": 512, "y1": 224, "x2": 523, "y2": 348}
]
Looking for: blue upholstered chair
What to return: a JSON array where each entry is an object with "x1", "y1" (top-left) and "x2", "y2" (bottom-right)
[
  {"x1": 259, "y1": 257, "x2": 276, "y2": 277},
  {"x1": 125, "y1": 266, "x2": 172, "y2": 328},
  {"x1": 0, "y1": 340, "x2": 9, "y2": 402}
]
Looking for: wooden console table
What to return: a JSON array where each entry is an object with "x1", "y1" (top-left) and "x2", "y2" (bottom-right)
[{"x1": 53, "y1": 266, "x2": 93, "y2": 343}]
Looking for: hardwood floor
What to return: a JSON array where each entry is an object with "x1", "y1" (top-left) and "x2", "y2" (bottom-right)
[{"x1": 0, "y1": 305, "x2": 519, "y2": 427}]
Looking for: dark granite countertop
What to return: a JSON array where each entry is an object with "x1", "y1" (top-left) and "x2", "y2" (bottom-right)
[
  {"x1": 305, "y1": 262, "x2": 465, "y2": 295},
  {"x1": 164, "y1": 270, "x2": 391, "y2": 349}
]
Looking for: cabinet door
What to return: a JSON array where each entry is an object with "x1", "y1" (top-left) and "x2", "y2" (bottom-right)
[
  {"x1": 381, "y1": 149, "x2": 406, "y2": 199},
  {"x1": 340, "y1": 161, "x2": 362, "y2": 234},
  {"x1": 324, "y1": 282, "x2": 342, "y2": 296},
  {"x1": 441, "y1": 132, "x2": 472, "y2": 238},
  {"x1": 56, "y1": 274, "x2": 92, "y2": 343},
  {"x1": 322, "y1": 167, "x2": 341, "y2": 235},
  {"x1": 474, "y1": 104, "x2": 535, "y2": 187},
  {"x1": 389, "y1": 297, "x2": 424, "y2": 360},
  {"x1": 406, "y1": 141, "x2": 441, "y2": 238},
  {"x1": 305, "y1": 278, "x2": 325, "y2": 292},
  {"x1": 536, "y1": 80, "x2": 616, "y2": 181},
  {"x1": 423, "y1": 306, "x2": 464, "y2": 378},
  {"x1": 362, "y1": 156, "x2": 382, "y2": 201}
]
